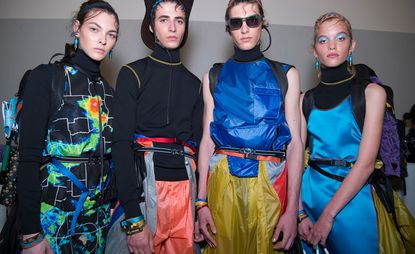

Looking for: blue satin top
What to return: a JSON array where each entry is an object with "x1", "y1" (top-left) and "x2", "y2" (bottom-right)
[
  {"x1": 210, "y1": 58, "x2": 291, "y2": 177},
  {"x1": 308, "y1": 96, "x2": 361, "y2": 177}
]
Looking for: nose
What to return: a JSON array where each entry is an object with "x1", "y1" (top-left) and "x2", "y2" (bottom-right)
[
  {"x1": 241, "y1": 21, "x2": 249, "y2": 34},
  {"x1": 328, "y1": 40, "x2": 336, "y2": 50},
  {"x1": 169, "y1": 20, "x2": 176, "y2": 32},
  {"x1": 99, "y1": 33, "x2": 107, "y2": 45}
]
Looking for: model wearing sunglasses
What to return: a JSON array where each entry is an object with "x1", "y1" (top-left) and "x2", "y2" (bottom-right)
[{"x1": 227, "y1": 14, "x2": 263, "y2": 31}]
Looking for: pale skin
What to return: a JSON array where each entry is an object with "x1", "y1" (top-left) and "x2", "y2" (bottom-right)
[
  {"x1": 298, "y1": 18, "x2": 386, "y2": 247},
  {"x1": 21, "y1": 9, "x2": 118, "y2": 254},
  {"x1": 195, "y1": 2, "x2": 304, "y2": 251},
  {"x1": 127, "y1": 2, "x2": 186, "y2": 254}
]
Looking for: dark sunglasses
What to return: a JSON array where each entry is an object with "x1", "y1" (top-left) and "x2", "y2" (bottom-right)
[{"x1": 227, "y1": 14, "x2": 263, "y2": 31}]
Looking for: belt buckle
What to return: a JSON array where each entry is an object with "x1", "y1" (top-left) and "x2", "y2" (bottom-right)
[
  {"x1": 334, "y1": 160, "x2": 347, "y2": 167},
  {"x1": 239, "y1": 148, "x2": 257, "y2": 160},
  {"x1": 172, "y1": 149, "x2": 184, "y2": 156}
]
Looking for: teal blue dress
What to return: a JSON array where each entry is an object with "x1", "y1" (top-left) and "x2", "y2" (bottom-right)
[{"x1": 301, "y1": 96, "x2": 379, "y2": 253}]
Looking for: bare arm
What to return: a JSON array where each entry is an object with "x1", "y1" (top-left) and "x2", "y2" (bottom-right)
[
  {"x1": 197, "y1": 72, "x2": 216, "y2": 200},
  {"x1": 308, "y1": 83, "x2": 386, "y2": 246},
  {"x1": 273, "y1": 67, "x2": 305, "y2": 250},
  {"x1": 196, "y1": 72, "x2": 217, "y2": 248}
]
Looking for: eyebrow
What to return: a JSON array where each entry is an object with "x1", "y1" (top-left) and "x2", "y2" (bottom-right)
[
  {"x1": 158, "y1": 15, "x2": 185, "y2": 20},
  {"x1": 88, "y1": 21, "x2": 117, "y2": 33}
]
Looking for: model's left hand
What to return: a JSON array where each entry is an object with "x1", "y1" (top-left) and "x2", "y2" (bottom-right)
[
  {"x1": 307, "y1": 211, "x2": 333, "y2": 248},
  {"x1": 272, "y1": 210, "x2": 297, "y2": 250}
]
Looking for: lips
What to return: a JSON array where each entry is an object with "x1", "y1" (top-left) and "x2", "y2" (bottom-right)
[
  {"x1": 240, "y1": 37, "x2": 252, "y2": 42},
  {"x1": 167, "y1": 36, "x2": 178, "y2": 41},
  {"x1": 327, "y1": 53, "x2": 339, "y2": 58},
  {"x1": 95, "y1": 48, "x2": 105, "y2": 54}
]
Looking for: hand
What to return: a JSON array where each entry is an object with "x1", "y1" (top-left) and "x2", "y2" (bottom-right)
[
  {"x1": 194, "y1": 219, "x2": 205, "y2": 242},
  {"x1": 272, "y1": 211, "x2": 297, "y2": 250},
  {"x1": 307, "y1": 211, "x2": 333, "y2": 248},
  {"x1": 21, "y1": 238, "x2": 54, "y2": 254},
  {"x1": 197, "y1": 206, "x2": 217, "y2": 248},
  {"x1": 298, "y1": 217, "x2": 313, "y2": 241},
  {"x1": 127, "y1": 225, "x2": 154, "y2": 254}
]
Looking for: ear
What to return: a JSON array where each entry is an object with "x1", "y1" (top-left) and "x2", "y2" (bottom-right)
[
  {"x1": 73, "y1": 20, "x2": 81, "y2": 35},
  {"x1": 349, "y1": 39, "x2": 356, "y2": 54},
  {"x1": 262, "y1": 19, "x2": 269, "y2": 29},
  {"x1": 149, "y1": 24, "x2": 154, "y2": 34},
  {"x1": 313, "y1": 48, "x2": 318, "y2": 58}
]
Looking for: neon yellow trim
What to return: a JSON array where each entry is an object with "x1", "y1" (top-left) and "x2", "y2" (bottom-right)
[
  {"x1": 123, "y1": 64, "x2": 141, "y2": 88},
  {"x1": 148, "y1": 55, "x2": 182, "y2": 66},
  {"x1": 320, "y1": 73, "x2": 356, "y2": 86}
]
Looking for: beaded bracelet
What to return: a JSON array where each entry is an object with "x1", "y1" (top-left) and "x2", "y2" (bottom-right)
[
  {"x1": 20, "y1": 231, "x2": 45, "y2": 249},
  {"x1": 297, "y1": 209, "x2": 306, "y2": 216},
  {"x1": 195, "y1": 198, "x2": 208, "y2": 207},
  {"x1": 120, "y1": 216, "x2": 146, "y2": 235},
  {"x1": 297, "y1": 213, "x2": 309, "y2": 223},
  {"x1": 196, "y1": 204, "x2": 208, "y2": 212}
]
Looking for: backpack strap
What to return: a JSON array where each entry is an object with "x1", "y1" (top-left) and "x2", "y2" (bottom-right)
[
  {"x1": 264, "y1": 58, "x2": 289, "y2": 103},
  {"x1": 302, "y1": 89, "x2": 315, "y2": 122},
  {"x1": 208, "y1": 63, "x2": 224, "y2": 95},
  {"x1": 49, "y1": 63, "x2": 66, "y2": 118}
]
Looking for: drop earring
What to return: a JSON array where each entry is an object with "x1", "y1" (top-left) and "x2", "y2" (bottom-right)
[
  {"x1": 109, "y1": 50, "x2": 113, "y2": 59},
  {"x1": 74, "y1": 35, "x2": 79, "y2": 50},
  {"x1": 315, "y1": 58, "x2": 320, "y2": 71},
  {"x1": 348, "y1": 53, "x2": 353, "y2": 66}
]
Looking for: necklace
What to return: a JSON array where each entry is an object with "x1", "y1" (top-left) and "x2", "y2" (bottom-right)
[{"x1": 320, "y1": 73, "x2": 355, "y2": 85}]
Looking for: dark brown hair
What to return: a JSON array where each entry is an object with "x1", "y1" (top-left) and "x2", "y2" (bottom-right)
[{"x1": 66, "y1": 0, "x2": 119, "y2": 58}]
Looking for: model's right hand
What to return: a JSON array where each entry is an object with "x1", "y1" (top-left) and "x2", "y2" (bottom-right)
[
  {"x1": 197, "y1": 206, "x2": 217, "y2": 248},
  {"x1": 127, "y1": 225, "x2": 154, "y2": 254},
  {"x1": 21, "y1": 238, "x2": 54, "y2": 254}
]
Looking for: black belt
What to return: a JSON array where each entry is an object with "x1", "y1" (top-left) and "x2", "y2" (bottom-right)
[
  {"x1": 217, "y1": 147, "x2": 286, "y2": 159},
  {"x1": 134, "y1": 146, "x2": 195, "y2": 160},
  {"x1": 308, "y1": 160, "x2": 354, "y2": 182},
  {"x1": 43, "y1": 154, "x2": 112, "y2": 164}
]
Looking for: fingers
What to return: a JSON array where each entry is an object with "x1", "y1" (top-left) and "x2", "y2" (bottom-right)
[
  {"x1": 148, "y1": 232, "x2": 155, "y2": 253},
  {"x1": 198, "y1": 207, "x2": 217, "y2": 248},
  {"x1": 194, "y1": 221, "x2": 205, "y2": 242},
  {"x1": 272, "y1": 225, "x2": 282, "y2": 244}
]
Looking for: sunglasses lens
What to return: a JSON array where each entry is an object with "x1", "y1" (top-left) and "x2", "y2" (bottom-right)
[
  {"x1": 229, "y1": 18, "x2": 243, "y2": 30},
  {"x1": 246, "y1": 16, "x2": 261, "y2": 28}
]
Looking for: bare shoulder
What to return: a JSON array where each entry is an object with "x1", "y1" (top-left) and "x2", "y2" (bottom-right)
[
  {"x1": 365, "y1": 82, "x2": 386, "y2": 99},
  {"x1": 287, "y1": 67, "x2": 299, "y2": 80}
]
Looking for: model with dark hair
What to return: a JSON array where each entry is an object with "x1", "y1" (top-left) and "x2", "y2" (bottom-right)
[
  {"x1": 109, "y1": 0, "x2": 203, "y2": 253},
  {"x1": 17, "y1": 1, "x2": 119, "y2": 253}
]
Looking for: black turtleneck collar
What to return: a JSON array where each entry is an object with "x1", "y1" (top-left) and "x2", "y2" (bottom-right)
[
  {"x1": 151, "y1": 43, "x2": 181, "y2": 64},
  {"x1": 321, "y1": 61, "x2": 352, "y2": 83},
  {"x1": 233, "y1": 44, "x2": 263, "y2": 62},
  {"x1": 67, "y1": 49, "x2": 101, "y2": 78}
]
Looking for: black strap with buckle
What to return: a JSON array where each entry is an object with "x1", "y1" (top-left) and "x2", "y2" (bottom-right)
[
  {"x1": 308, "y1": 160, "x2": 350, "y2": 182},
  {"x1": 218, "y1": 147, "x2": 286, "y2": 159},
  {"x1": 134, "y1": 146, "x2": 195, "y2": 160}
]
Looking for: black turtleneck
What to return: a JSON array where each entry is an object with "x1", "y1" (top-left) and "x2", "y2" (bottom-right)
[
  {"x1": 17, "y1": 50, "x2": 104, "y2": 234},
  {"x1": 113, "y1": 44, "x2": 203, "y2": 219},
  {"x1": 233, "y1": 44, "x2": 263, "y2": 62},
  {"x1": 314, "y1": 61, "x2": 354, "y2": 109},
  {"x1": 67, "y1": 49, "x2": 101, "y2": 79}
]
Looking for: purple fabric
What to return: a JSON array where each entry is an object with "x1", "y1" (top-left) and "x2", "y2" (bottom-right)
[{"x1": 380, "y1": 111, "x2": 401, "y2": 177}]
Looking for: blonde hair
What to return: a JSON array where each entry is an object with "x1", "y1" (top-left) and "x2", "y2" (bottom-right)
[
  {"x1": 313, "y1": 12, "x2": 353, "y2": 48},
  {"x1": 313, "y1": 12, "x2": 355, "y2": 79}
]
